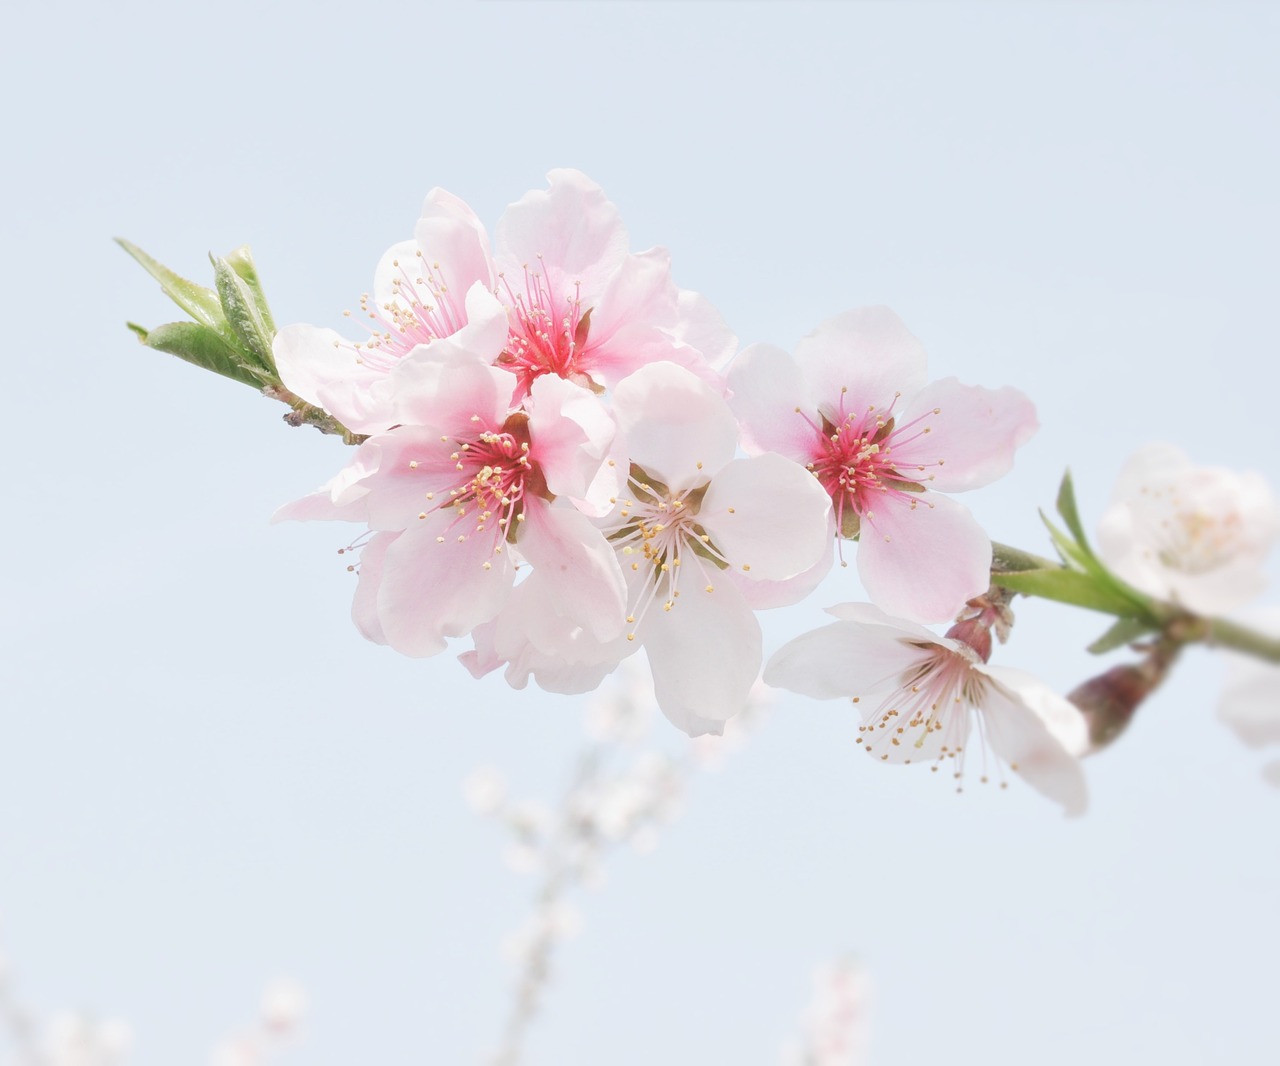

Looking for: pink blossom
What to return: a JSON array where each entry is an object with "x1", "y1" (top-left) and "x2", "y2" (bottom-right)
[
  {"x1": 765, "y1": 603, "x2": 1089, "y2": 813},
  {"x1": 728, "y1": 307, "x2": 1037, "y2": 622},
  {"x1": 276, "y1": 356, "x2": 626, "y2": 657},
  {"x1": 1096, "y1": 443, "x2": 1280, "y2": 617},
  {"x1": 273, "y1": 171, "x2": 733, "y2": 434},
  {"x1": 466, "y1": 362, "x2": 832, "y2": 735}
]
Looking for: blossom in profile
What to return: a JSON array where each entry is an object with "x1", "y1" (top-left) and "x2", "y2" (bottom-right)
[
  {"x1": 1096, "y1": 443, "x2": 1280, "y2": 617},
  {"x1": 764, "y1": 603, "x2": 1089, "y2": 813},
  {"x1": 466, "y1": 362, "x2": 832, "y2": 735},
  {"x1": 728, "y1": 307, "x2": 1037, "y2": 622},
  {"x1": 272, "y1": 169, "x2": 733, "y2": 434}
]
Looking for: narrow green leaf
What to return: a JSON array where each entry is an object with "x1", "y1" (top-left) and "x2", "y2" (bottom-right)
[
  {"x1": 126, "y1": 321, "x2": 149, "y2": 342},
  {"x1": 212, "y1": 255, "x2": 275, "y2": 373},
  {"x1": 141, "y1": 320, "x2": 266, "y2": 389},
  {"x1": 116, "y1": 238, "x2": 227, "y2": 333},
  {"x1": 224, "y1": 244, "x2": 277, "y2": 335},
  {"x1": 1087, "y1": 616, "x2": 1156, "y2": 655},
  {"x1": 1039, "y1": 510, "x2": 1092, "y2": 571},
  {"x1": 991, "y1": 567, "x2": 1145, "y2": 617},
  {"x1": 1055, "y1": 469, "x2": 1091, "y2": 548}
]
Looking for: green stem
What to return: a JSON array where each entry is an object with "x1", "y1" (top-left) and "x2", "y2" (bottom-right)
[
  {"x1": 991, "y1": 541, "x2": 1061, "y2": 573},
  {"x1": 1201, "y1": 618, "x2": 1280, "y2": 664}
]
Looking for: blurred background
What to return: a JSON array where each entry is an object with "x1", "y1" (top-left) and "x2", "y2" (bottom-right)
[{"x1": 1, "y1": 1, "x2": 1278, "y2": 1063}]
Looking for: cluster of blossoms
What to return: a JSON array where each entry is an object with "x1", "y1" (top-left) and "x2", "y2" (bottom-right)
[{"x1": 275, "y1": 170, "x2": 1049, "y2": 755}]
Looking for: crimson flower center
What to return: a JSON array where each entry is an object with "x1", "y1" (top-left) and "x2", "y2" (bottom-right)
[{"x1": 496, "y1": 263, "x2": 594, "y2": 396}]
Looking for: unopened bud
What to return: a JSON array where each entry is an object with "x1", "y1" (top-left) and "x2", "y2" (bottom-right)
[
  {"x1": 944, "y1": 617, "x2": 992, "y2": 663},
  {"x1": 1069, "y1": 645, "x2": 1177, "y2": 752}
]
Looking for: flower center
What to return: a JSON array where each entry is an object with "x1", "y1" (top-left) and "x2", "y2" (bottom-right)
[
  {"x1": 342, "y1": 253, "x2": 465, "y2": 372},
  {"x1": 605, "y1": 465, "x2": 728, "y2": 640},
  {"x1": 495, "y1": 261, "x2": 595, "y2": 396},
  {"x1": 1156, "y1": 507, "x2": 1243, "y2": 576},
  {"x1": 409, "y1": 413, "x2": 548, "y2": 565},
  {"x1": 800, "y1": 390, "x2": 941, "y2": 539}
]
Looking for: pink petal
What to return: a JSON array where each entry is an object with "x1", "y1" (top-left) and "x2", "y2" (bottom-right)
[
  {"x1": 414, "y1": 187, "x2": 495, "y2": 300},
  {"x1": 272, "y1": 323, "x2": 391, "y2": 434},
  {"x1": 525, "y1": 374, "x2": 622, "y2": 517},
  {"x1": 793, "y1": 307, "x2": 928, "y2": 419},
  {"x1": 516, "y1": 503, "x2": 628, "y2": 643},
  {"x1": 699, "y1": 454, "x2": 831, "y2": 581},
  {"x1": 495, "y1": 169, "x2": 628, "y2": 303},
  {"x1": 857, "y1": 493, "x2": 991, "y2": 623},
  {"x1": 891, "y1": 378, "x2": 1038, "y2": 493},
  {"x1": 376, "y1": 514, "x2": 514, "y2": 657},
  {"x1": 726, "y1": 343, "x2": 819, "y2": 460},
  {"x1": 351, "y1": 532, "x2": 393, "y2": 645}
]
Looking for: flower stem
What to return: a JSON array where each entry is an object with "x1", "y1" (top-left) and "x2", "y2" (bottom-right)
[
  {"x1": 990, "y1": 541, "x2": 1061, "y2": 573},
  {"x1": 1200, "y1": 618, "x2": 1280, "y2": 664}
]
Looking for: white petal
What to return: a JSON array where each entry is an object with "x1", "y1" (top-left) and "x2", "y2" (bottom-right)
[
  {"x1": 978, "y1": 665, "x2": 1090, "y2": 816},
  {"x1": 525, "y1": 374, "x2": 622, "y2": 516},
  {"x1": 640, "y1": 579, "x2": 761, "y2": 736},
  {"x1": 764, "y1": 620, "x2": 926, "y2": 702},
  {"x1": 612, "y1": 362, "x2": 738, "y2": 491},
  {"x1": 699, "y1": 454, "x2": 831, "y2": 581},
  {"x1": 414, "y1": 186, "x2": 495, "y2": 299}
]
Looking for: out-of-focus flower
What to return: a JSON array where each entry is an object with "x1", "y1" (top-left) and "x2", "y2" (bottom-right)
[
  {"x1": 1217, "y1": 609, "x2": 1280, "y2": 787},
  {"x1": 728, "y1": 307, "x2": 1037, "y2": 623},
  {"x1": 765, "y1": 603, "x2": 1089, "y2": 813},
  {"x1": 780, "y1": 958, "x2": 872, "y2": 1066},
  {"x1": 1096, "y1": 443, "x2": 1280, "y2": 617}
]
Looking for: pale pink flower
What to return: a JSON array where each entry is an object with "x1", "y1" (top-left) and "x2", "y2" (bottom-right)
[
  {"x1": 467, "y1": 362, "x2": 832, "y2": 735},
  {"x1": 273, "y1": 170, "x2": 733, "y2": 432},
  {"x1": 728, "y1": 307, "x2": 1037, "y2": 622},
  {"x1": 276, "y1": 355, "x2": 626, "y2": 657},
  {"x1": 781, "y1": 958, "x2": 872, "y2": 1066},
  {"x1": 765, "y1": 603, "x2": 1089, "y2": 813},
  {"x1": 1096, "y1": 443, "x2": 1280, "y2": 616}
]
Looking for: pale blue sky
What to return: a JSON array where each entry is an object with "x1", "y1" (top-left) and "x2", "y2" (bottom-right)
[{"x1": 2, "y1": 2, "x2": 1278, "y2": 1064}]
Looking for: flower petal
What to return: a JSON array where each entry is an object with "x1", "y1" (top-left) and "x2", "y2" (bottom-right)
[
  {"x1": 977, "y1": 665, "x2": 1090, "y2": 816},
  {"x1": 272, "y1": 323, "x2": 391, "y2": 434},
  {"x1": 699, "y1": 454, "x2": 831, "y2": 581},
  {"x1": 726, "y1": 343, "x2": 818, "y2": 460},
  {"x1": 793, "y1": 307, "x2": 928, "y2": 419},
  {"x1": 525, "y1": 374, "x2": 623, "y2": 516},
  {"x1": 639, "y1": 578, "x2": 762, "y2": 736},
  {"x1": 764, "y1": 620, "x2": 925, "y2": 702},
  {"x1": 516, "y1": 503, "x2": 628, "y2": 643},
  {"x1": 857, "y1": 493, "x2": 991, "y2": 623},
  {"x1": 891, "y1": 378, "x2": 1038, "y2": 493},
  {"x1": 612, "y1": 362, "x2": 738, "y2": 491},
  {"x1": 414, "y1": 186, "x2": 495, "y2": 300},
  {"x1": 375, "y1": 514, "x2": 514, "y2": 657},
  {"x1": 495, "y1": 169, "x2": 628, "y2": 303}
]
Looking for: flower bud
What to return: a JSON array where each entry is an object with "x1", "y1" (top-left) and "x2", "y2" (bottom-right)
[{"x1": 1068, "y1": 645, "x2": 1177, "y2": 752}]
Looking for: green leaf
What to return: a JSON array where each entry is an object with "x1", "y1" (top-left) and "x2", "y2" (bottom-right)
[
  {"x1": 1056, "y1": 469, "x2": 1090, "y2": 548},
  {"x1": 224, "y1": 244, "x2": 277, "y2": 336},
  {"x1": 116, "y1": 238, "x2": 227, "y2": 334},
  {"x1": 991, "y1": 567, "x2": 1146, "y2": 617},
  {"x1": 1039, "y1": 510, "x2": 1092, "y2": 571},
  {"x1": 1087, "y1": 616, "x2": 1157, "y2": 655},
  {"x1": 212, "y1": 254, "x2": 275, "y2": 374},
  {"x1": 140, "y1": 320, "x2": 266, "y2": 388}
]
